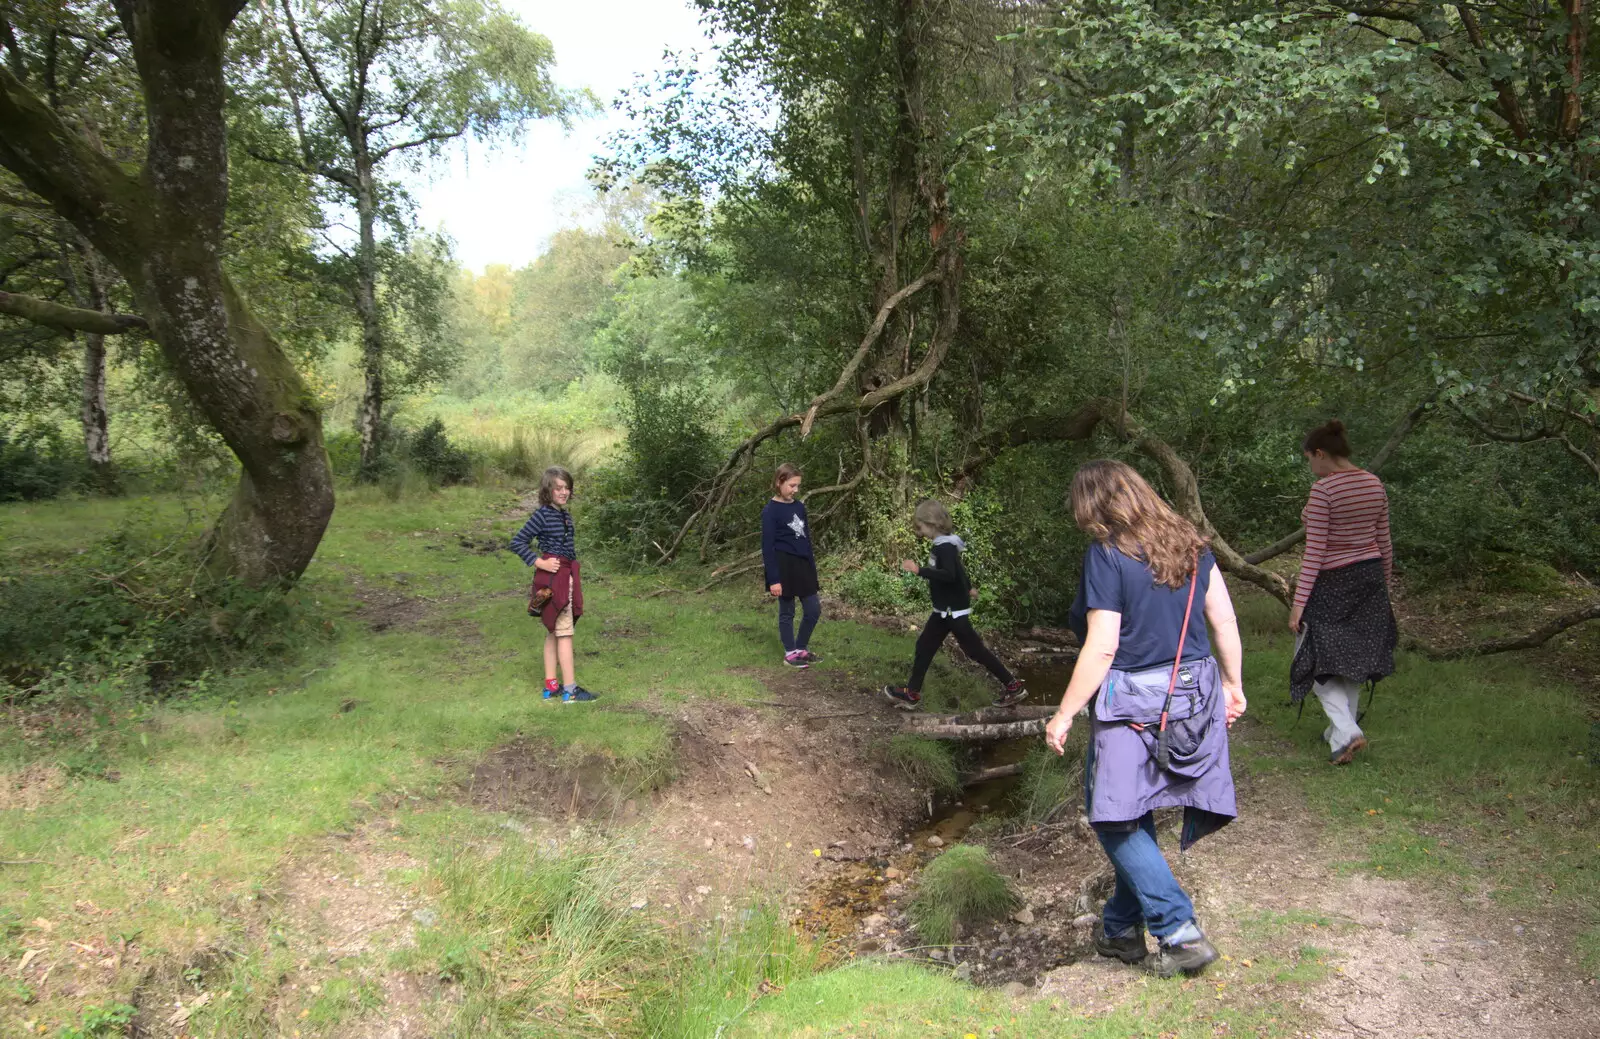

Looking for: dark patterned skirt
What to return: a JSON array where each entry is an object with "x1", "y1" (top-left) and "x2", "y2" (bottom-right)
[{"x1": 1290, "y1": 559, "x2": 1397, "y2": 703}]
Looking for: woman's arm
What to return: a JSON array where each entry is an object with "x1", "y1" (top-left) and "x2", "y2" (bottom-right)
[
  {"x1": 1203, "y1": 564, "x2": 1247, "y2": 726},
  {"x1": 1044, "y1": 609, "x2": 1120, "y2": 754},
  {"x1": 1290, "y1": 486, "x2": 1329, "y2": 630}
]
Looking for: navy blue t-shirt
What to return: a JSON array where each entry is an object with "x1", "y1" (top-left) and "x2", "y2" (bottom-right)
[{"x1": 1068, "y1": 543, "x2": 1214, "y2": 671}]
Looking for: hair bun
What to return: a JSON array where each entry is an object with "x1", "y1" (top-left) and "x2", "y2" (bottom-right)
[{"x1": 1324, "y1": 419, "x2": 1345, "y2": 434}]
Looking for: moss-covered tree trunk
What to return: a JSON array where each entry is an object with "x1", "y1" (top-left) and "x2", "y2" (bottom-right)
[{"x1": 0, "y1": 0, "x2": 333, "y2": 583}]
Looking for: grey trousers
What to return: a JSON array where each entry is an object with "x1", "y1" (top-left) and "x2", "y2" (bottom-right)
[{"x1": 1296, "y1": 630, "x2": 1365, "y2": 751}]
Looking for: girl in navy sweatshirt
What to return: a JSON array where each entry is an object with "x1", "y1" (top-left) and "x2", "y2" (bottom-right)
[
  {"x1": 761, "y1": 462, "x2": 821, "y2": 668},
  {"x1": 882, "y1": 499, "x2": 1024, "y2": 710}
]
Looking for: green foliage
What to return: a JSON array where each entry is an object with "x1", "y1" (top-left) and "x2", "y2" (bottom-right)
[
  {"x1": 907, "y1": 844, "x2": 1020, "y2": 946},
  {"x1": 885, "y1": 734, "x2": 961, "y2": 794},
  {"x1": 0, "y1": 513, "x2": 318, "y2": 693},
  {"x1": 0, "y1": 425, "x2": 86, "y2": 502},
  {"x1": 408, "y1": 418, "x2": 473, "y2": 487},
  {"x1": 57, "y1": 1002, "x2": 136, "y2": 1039},
  {"x1": 837, "y1": 565, "x2": 923, "y2": 615}
]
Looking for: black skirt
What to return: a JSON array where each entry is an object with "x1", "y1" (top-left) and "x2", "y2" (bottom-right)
[
  {"x1": 1290, "y1": 558, "x2": 1397, "y2": 703},
  {"x1": 776, "y1": 551, "x2": 819, "y2": 599}
]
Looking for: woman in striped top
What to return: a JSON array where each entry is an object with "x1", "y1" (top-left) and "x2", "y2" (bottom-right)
[{"x1": 1288, "y1": 420, "x2": 1398, "y2": 765}]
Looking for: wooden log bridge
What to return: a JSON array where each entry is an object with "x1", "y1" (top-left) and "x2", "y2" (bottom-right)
[{"x1": 902, "y1": 705, "x2": 1055, "y2": 742}]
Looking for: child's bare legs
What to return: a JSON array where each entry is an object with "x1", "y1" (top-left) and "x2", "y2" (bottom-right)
[{"x1": 544, "y1": 632, "x2": 577, "y2": 687}]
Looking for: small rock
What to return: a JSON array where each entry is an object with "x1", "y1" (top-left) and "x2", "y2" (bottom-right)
[
  {"x1": 630, "y1": 899, "x2": 649, "y2": 911},
  {"x1": 1011, "y1": 907, "x2": 1034, "y2": 925},
  {"x1": 695, "y1": 886, "x2": 712, "y2": 896},
  {"x1": 499, "y1": 818, "x2": 531, "y2": 835},
  {"x1": 954, "y1": 962, "x2": 974, "y2": 981},
  {"x1": 862, "y1": 913, "x2": 888, "y2": 931},
  {"x1": 883, "y1": 883, "x2": 906, "y2": 898},
  {"x1": 884, "y1": 867, "x2": 904, "y2": 880},
  {"x1": 411, "y1": 908, "x2": 438, "y2": 927},
  {"x1": 926, "y1": 835, "x2": 945, "y2": 848},
  {"x1": 703, "y1": 838, "x2": 714, "y2": 849},
  {"x1": 929, "y1": 948, "x2": 945, "y2": 960},
  {"x1": 1071, "y1": 913, "x2": 1097, "y2": 930},
  {"x1": 1514, "y1": 925, "x2": 1526, "y2": 936},
  {"x1": 1000, "y1": 981, "x2": 1029, "y2": 999},
  {"x1": 742, "y1": 835, "x2": 756, "y2": 851}
]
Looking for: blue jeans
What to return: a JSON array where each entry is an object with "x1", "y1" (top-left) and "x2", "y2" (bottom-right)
[
  {"x1": 1094, "y1": 812, "x2": 1196, "y2": 940},
  {"x1": 778, "y1": 594, "x2": 820, "y2": 652}
]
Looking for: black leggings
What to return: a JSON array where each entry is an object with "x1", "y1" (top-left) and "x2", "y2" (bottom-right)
[{"x1": 908, "y1": 613, "x2": 1015, "y2": 692}]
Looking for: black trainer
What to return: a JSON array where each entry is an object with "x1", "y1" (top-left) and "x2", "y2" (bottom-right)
[
  {"x1": 1153, "y1": 931, "x2": 1219, "y2": 977},
  {"x1": 1095, "y1": 924, "x2": 1148, "y2": 964},
  {"x1": 881, "y1": 685, "x2": 921, "y2": 710},
  {"x1": 992, "y1": 681, "x2": 1027, "y2": 709}
]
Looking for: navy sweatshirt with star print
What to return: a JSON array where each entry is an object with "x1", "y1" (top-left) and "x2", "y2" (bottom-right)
[{"x1": 760, "y1": 498, "x2": 813, "y2": 586}]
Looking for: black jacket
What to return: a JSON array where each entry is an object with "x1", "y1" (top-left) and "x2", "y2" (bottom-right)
[{"x1": 918, "y1": 536, "x2": 972, "y2": 613}]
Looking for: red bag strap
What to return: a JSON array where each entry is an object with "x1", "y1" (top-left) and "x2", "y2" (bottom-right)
[{"x1": 1159, "y1": 549, "x2": 1201, "y2": 735}]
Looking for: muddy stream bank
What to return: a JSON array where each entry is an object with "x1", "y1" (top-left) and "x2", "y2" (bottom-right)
[{"x1": 795, "y1": 655, "x2": 1111, "y2": 986}]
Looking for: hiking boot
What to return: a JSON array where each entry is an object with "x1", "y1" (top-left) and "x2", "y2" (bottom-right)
[
  {"x1": 784, "y1": 650, "x2": 809, "y2": 669},
  {"x1": 1095, "y1": 924, "x2": 1148, "y2": 964},
  {"x1": 1153, "y1": 928, "x2": 1219, "y2": 977},
  {"x1": 992, "y1": 680, "x2": 1027, "y2": 709},
  {"x1": 562, "y1": 687, "x2": 599, "y2": 704},
  {"x1": 1330, "y1": 735, "x2": 1367, "y2": 765},
  {"x1": 881, "y1": 685, "x2": 922, "y2": 711}
]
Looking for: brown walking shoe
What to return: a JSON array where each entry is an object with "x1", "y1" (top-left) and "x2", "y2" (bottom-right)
[{"x1": 1330, "y1": 735, "x2": 1367, "y2": 765}]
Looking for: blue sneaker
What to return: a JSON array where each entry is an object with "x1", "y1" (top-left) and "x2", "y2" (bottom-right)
[
  {"x1": 562, "y1": 687, "x2": 599, "y2": 704},
  {"x1": 543, "y1": 686, "x2": 559, "y2": 701}
]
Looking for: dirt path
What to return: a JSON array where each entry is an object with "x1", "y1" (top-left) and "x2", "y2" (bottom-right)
[{"x1": 1037, "y1": 722, "x2": 1600, "y2": 1038}]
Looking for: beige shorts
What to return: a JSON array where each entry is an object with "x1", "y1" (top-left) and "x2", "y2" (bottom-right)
[{"x1": 552, "y1": 604, "x2": 575, "y2": 637}]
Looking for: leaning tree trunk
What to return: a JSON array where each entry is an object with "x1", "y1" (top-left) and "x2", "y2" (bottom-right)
[{"x1": 0, "y1": 0, "x2": 334, "y2": 584}]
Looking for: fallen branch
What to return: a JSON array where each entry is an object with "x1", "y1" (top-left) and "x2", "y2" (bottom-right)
[
  {"x1": 1405, "y1": 599, "x2": 1600, "y2": 659},
  {"x1": 1450, "y1": 401, "x2": 1600, "y2": 481},
  {"x1": 961, "y1": 763, "x2": 1025, "y2": 786},
  {"x1": 1244, "y1": 394, "x2": 1437, "y2": 565},
  {"x1": 903, "y1": 717, "x2": 1046, "y2": 741},
  {"x1": 908, "y1": 705, "x2": 1057, "y2": 726},
  {"x1": 694, "y1": 559, "x2": 763, "y2": 594}
]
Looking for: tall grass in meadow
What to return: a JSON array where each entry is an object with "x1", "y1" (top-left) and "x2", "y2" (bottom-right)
[{"x1": 466, "y1": 425, "x2": 615, "y2": 487}]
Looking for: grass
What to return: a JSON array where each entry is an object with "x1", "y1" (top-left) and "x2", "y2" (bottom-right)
[
  {"x1": 1014, "y1": 743, "x2": 1078, "y2": 828},
  {"x1": 730, "y1": 959, "x2": 1304, "y2": 1037},
  {"x1": 907, "y1": 845, "x2": 1019, "y2": 946},
  {"x1": 885, "y1": 734, "x2": 962, "y2": 794}
]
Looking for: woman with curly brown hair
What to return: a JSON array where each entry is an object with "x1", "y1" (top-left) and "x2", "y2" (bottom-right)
[{"x1": 1044, "y1": 460, "x2": 1247, "y2": 977}]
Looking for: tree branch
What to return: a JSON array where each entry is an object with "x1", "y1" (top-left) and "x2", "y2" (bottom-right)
[
  {"x1": 1243, "y1": 393, "x2": 1437, "y2": 565},
  {"x1": 1454, "y1": 4, "x2": 1533, "y2": 143},
  {"x1": 1450, "y1": 401, "x2": 1600, "y2": 480},
  {"x1": 1406, "y1": 600, "x2": 1600, "y2": 659},
  {"x1": 799, "y1": 268, "x2": 940, "y2": 437},
  {"x1": 949, "y1": 403, "x2": 1105, "y2": 486},
  {"x1": 278, "y1": 0, "x2": 348, "y2": 126},
  {"x1": 0, "y1": 289, "x2": 145, "y2": 334}
]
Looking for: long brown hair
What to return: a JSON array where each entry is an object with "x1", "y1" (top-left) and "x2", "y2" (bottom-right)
[
  {"x1": 1069, "y1": 460, "x2": 1207, "y2": 589},
  {"x1": 538, "y1": 465, "x2": 574, "y2": 506}
]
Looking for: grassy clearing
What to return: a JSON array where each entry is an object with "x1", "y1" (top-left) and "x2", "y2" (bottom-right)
[
  {"x1": 1232, "y1": 586, "x2": 1600, "y2": 974},
  {"x1": 0, "y1": 487, "x2": 1008, "y2": 1035},
  {"x1": 907, "y1": 845, "x2": 1019, "y2": 947}
]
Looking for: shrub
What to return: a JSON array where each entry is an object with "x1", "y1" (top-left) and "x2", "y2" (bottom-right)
[
  {"x1": 0, "y1": 424, "x2": 85, "y2": 502},
  {"x1": 1014, "y1": 744, "x2": 1078, "y2": 828},
  {"x1": 0, "y1": 519, "x2": 320, "y2": 694},
  {"x1": 908, "y1": 844, "x2": 1019, "y2": 946},
  {"x1": 837, "y1": 566, "x2": 923, "y2": 614},
  {"x1": 408, "y1": 418, "x2": 472, "y2": 486}
]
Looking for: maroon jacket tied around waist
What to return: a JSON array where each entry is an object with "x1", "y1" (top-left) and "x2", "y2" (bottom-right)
[{"x1": 532, "y1": 556, "x2": 582, "y2": 633}]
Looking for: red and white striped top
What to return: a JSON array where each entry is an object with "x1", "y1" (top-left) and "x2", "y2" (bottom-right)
[{"x1": 1294, "y1": 468, "x2": 1393, "y2": 609}]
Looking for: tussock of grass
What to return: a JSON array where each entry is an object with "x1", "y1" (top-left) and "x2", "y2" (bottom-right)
[
  {"x1": 469, "y1": 425, "x2": 611, "y2": 486},
  {"x1": 908, "y1": 844, "x2": 1019, "y2": 946},
  {"x1": 1014, "y1": 743, "x2": 1079, "y2": 827},
  {"x1": 885, "y1": 734, "x2": 961, "y2": 794}
]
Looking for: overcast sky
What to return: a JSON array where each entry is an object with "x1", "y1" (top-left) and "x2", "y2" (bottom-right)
[{"x1": 408, "y1": 0, "x2": 711, "y2": 273}]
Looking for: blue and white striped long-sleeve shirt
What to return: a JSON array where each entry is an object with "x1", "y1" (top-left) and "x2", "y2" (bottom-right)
[{"x1": 510, "y1": 505, "x2": 576, "y2": 563}]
